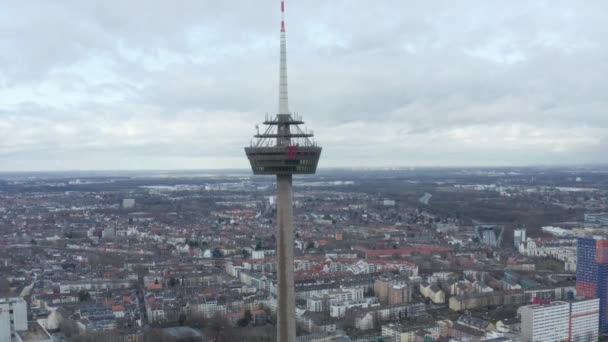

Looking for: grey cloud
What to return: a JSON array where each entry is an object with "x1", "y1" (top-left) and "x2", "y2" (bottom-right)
[{"x1": 0, "y1": 0, "x2": 607, "y2": 170}]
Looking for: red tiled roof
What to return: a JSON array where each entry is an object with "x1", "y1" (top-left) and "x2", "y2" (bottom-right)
[
  {"x1": 112, "y1": 305, "x2": 125, "y2": 312},
  {"x1": 355, "y1": 245, "x2": 450, "y2": 257}
]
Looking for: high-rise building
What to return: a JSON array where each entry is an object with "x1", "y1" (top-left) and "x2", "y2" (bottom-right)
[
  {"x1": 520, "y1": 298, "x2": 599, "y2": 342},
  {"x1": 244, "y1": 1, "x2": 321, "y2": 341},
  {"x1": 0, "y1": 297, "x2": 27, "y2": 342},
  {"x1": 521, "y1": 301, "x2": 570, "y2": 342},
  {"x1": 576, "y1": 237, "x2": 608, "y2": 331},
  {"x1": 514, "y1": 228, "x2": 526, "y2": 249}
]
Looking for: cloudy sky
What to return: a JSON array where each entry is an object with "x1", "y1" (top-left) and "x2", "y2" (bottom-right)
[{"x1": 1, "y1": 1, "x2": 607, "y2": 171}]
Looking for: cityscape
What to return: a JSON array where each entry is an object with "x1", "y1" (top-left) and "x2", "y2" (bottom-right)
[
  {"x1": 2, "y1": 1, "x2": 608, "y2": 342},
  {"x1": 2, "y1": 167, "x2": 608, "y2": 341}
]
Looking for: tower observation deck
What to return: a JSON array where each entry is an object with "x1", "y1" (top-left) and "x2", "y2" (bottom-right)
[
  {"x1": 244, "y1": 1, "x2": 321, "y2": 341},
  {"x1": 245, "y1": 112, "x2": 321, "y2": 175}
]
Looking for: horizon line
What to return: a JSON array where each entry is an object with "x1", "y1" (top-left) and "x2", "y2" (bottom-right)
[{"x1": 1, "y1": 164, "x2": 608, "y2": 175}]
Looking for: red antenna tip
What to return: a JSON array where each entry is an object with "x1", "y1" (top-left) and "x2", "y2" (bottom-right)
[{"x1": 281, "y1": 1, "x2": 285, "y2": 12}]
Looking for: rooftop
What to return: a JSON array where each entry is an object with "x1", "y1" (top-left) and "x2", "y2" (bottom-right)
[
  {"x1": 162, "y1": 326, "x2": 204, "y2": 338},
  {"x1": 17, "y1": 322, "x2": 53, "y2": 342}
]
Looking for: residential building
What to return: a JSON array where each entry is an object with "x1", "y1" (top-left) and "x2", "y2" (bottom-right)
[
  {"x1": 520, "y1": 298, "x2": 599, "y2": 342},
  {"x1": 449, "y1": 290, "x2": 525, "y2": 312},
  {"x1": 388, "y1": 283, "x2": 412, "y2": 305},
  {"x1": 0, "y1": 297, "x2": 28, "y2": 342},
  {"x1": 419, "y1": 283, "x2": 445, "y2": 304},
  {"x1": 570, "y1": 298, "x2": 600, "y2": 342},
  {"x1": 520, "y1": 301, "x2": 570, "y2": 342},
  {"x1": 381, "y1": 323, "x2": 417, "y2": 342}
]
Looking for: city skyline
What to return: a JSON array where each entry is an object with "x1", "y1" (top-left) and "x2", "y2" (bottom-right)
[{"x1": 2, "y1": 1, "x2": 607, "y2": 171}]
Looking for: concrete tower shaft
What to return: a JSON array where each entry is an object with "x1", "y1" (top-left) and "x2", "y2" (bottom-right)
[{"x1": 276, "y1": 174, "x2": 295, "y2": 342}]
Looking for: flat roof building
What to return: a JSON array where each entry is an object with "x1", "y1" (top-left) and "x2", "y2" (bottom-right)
[
  {"x1": 520, "y1": 301, "x2": 570, "y2": 342},
  {"x1": 520, "y1": 298, "x2": 599, "y2": 342},
  {"x1": 0, "y1": 297, "x2": 27, "y2": 342}
]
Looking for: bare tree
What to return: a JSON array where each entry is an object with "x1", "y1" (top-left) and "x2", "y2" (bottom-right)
[
  {"x1": 0, "y1": 278, "x2": 12, "y2": 296},
  {"x1": 58, "y1": 319, "x2": 81, "y2": 338}
]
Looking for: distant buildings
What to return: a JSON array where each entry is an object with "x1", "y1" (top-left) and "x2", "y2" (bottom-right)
[
  {"x1": 513, "y1": 228, "x2": 526, "y2": 249},
  {"x1": 102, "y1": 227, "x2": 116, "y2": 240},
  {"x1": 449, "y1": 290, "x2": 525, "y2": 312},
  {"x1": 305, "y1": 287, "x2": 364, "y2": 313},
  {"x1": 418, "y1": 193, "x2": 432, "y2": 205},
  {"x1": 374, "y1": 275, "x2": 412, "y2": 305},
  {"x1": 382, "y1": 322, "x2": 438, "y2": 342},
  {"x1": 354, "y1": 245, "x2": 450, "y2": 259},
  {"x1": 354, "y1": 303, "x2": 426, "y2": 331},
  {"x1": 541, "y1": 226, "x2": 574, "y2": 237},
  {"x1": 519, "y1": 238, "x2": 577, "y2": 272},
  {"x1": 383, "y1": 199, "x2": 396, "y2": 207},
  {"x1": 584, "y1": 213, "x2": 608, "y2": 226},
  {"x1": 474, "y1": 224, "x2": 504, "y2": 247},
  {"x1": 122, "y1": 198, "x2": 135, "y2": 209}
]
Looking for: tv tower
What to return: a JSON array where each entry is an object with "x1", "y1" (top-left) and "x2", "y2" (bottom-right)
[{"x1": 245, "y1": 1, "x2": 322, "y2": 341}]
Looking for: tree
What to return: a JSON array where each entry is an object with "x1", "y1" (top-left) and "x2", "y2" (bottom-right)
[
  {"x1": 241, "y1": 249, "x2": 250, "y2": 259},
  {"x1": 205, "y1": 314, "x2": 229, "y2": 341},
  {"x1": 168, "y1": 277, "x2": 178, "y2": 287},
  {"x1": 143, "y1": 328, "x2": 171, "y2": 342},
  {"x1": 178, "y1": 313, "x2": 187, "y2": 326},
  {"x1": 212, "y1": 247, "x2": 223, "y2": 258},
  {"x1": 133, "y1": 264, "x2": 149, "y2": 277},
  {"x1": 0, "y1": 278, "x2": 12, "y2": 296},
  {"x1": 59, "y1": 318, "x2": 81, "y2": 338},
  {"x1": 78, "y1": 290, "x2": 91, "y2": 302},
  {"x1": 237, "y1": 309, "x2": 253, "y2": 327},
  {"x1": 187, "y1": 240, "x2": 200, "y2": 248},
  {"x1": 340, "y1": 309, "x2": 358, "y2": 334}
]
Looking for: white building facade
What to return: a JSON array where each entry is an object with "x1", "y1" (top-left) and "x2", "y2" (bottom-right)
[
  {"x1": 520, "y1": 299, "x2": 599, "y2": 342},
  {"x1": 570, "y1": 298, "x2": 599, "y2": 342},
  {"x1": 520, "y1": 301, "x2": 570, "y2": 342},
  {"x1": 0, "y1": 297, "x2": 27, "y2": 342}
]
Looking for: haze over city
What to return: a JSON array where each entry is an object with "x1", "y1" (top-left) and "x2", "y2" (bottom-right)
[{"x1": 2, "y1": 1, "x2": 607, "y2": 171}]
